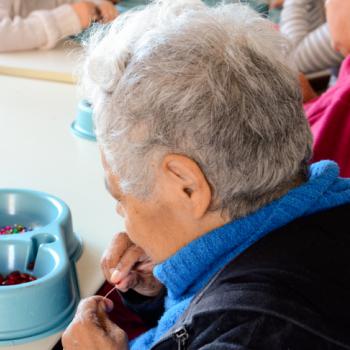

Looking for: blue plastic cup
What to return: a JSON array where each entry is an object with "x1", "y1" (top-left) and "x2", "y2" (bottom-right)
[{"x1": 71, "y1": 100, "x2": 96, "y2": 141}]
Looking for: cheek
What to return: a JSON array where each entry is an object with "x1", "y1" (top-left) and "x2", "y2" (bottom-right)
[
  {"x1": 121, "y1": 206, "x2": 148, "y2": 245},
  {"x1": 115, "y1": 202, "x2": 124, "y2": 217},
  {"x1": 114, "y1": 203, "x2": 139, "y2": 242}
]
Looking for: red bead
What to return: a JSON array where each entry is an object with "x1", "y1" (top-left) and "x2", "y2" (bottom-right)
[{"x1": 0, "y1": 271, "x2": 36, "y2": 286}]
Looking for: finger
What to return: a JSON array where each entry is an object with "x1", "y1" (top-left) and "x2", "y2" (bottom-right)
[
  {"x1": 95, "y1": 301, "x2": 111, "y2": 332},
  {"x1": 110, "y1": 245, "x2": 145, "y2": 284},
  {"x1": 108, "y1": 7, "x2": 118, "y2": 20},
  {"x1": 88, "y1": 5, "x2": 98, "y2": 23},
  {"x1": 76, "y1": 296, "x2": 113, "y2": 321},
  {"x1": 94, "y1": 6, "x2": 102, "y2": 22},
  {"x1": 106, "y1": 4, "x2": 118, "y2": 17},
  {"x1": 101, "y1": 232, "x2": 132, "y2": 281},
  {"x1": 134, "y1": 258, "x2": 154, "y2": 273},
  {"x1": 136, "y1": 272, "x2": 163, "y2": 295},
  {"x1": 97, "y1": 6, "x2": 107, "y2": 22},
  {"x1": 97, "y1": 4, "x2": 109, "y2": 22},
  {"x1": 113, "y1": 271, "x2": 139, "y2": 292},
  {"x1": 101, "y1": 8, "x2": 117, "y2": 23}
]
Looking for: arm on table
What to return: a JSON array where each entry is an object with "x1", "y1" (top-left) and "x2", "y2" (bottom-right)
[{"x1": 0, "y1": 0, "x2": 106, "y2": 52}]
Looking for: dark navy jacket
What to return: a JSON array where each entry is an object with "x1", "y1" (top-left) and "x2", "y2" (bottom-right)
[{"x1": 124, "y1": 204, "x2": 350, "y2": 349}]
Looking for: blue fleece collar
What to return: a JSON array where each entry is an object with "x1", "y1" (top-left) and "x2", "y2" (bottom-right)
[{"x1": 154, "y1": 161, "x2": 350, "y2": 299}]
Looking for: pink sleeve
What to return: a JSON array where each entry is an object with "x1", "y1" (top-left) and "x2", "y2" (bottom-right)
[{"x1": 305, "y1": 56, "x2": 350, "y2": 178}]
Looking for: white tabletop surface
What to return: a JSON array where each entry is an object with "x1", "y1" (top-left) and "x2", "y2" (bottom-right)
[
  {"x1": 0, "y1": 40, "x2": 81, "y2": 84},
  {"x1": 0, "y1": 74, "x2": 125, "y2": 349}
]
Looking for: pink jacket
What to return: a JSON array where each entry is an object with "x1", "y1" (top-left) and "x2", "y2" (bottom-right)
[{"x1": 305, "y1": 56, "x2": 350, "y2": 178}]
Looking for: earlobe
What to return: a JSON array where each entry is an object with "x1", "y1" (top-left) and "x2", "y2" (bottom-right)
[{"x1": 163, "y1": 154, "x2": 212, "y2": 219}]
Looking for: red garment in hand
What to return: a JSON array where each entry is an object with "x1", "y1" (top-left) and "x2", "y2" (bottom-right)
[{"x1": 305, "y1": 57, "x2": 350, "y2": 178}]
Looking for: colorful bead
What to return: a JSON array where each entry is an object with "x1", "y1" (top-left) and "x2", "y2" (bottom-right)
[{"x1": 0, "y1": 224, "x2": 32, "y2": 235}]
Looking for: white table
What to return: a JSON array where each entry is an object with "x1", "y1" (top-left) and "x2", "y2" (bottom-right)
[
  {"x1": 0, "y1": 75, "x2": 125, "y2": 349},
  {"x1": 0, "y1": 41, "x2": 81, "y2": 84}
]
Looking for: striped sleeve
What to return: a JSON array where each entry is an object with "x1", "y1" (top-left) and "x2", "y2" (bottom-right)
[{"x1": 280, "y1": 0, "x2": 343, "y2": 73}]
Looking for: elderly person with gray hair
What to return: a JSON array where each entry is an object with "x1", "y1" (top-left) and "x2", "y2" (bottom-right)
[{"x1": 62, "y1": 1, "x2": 350, "y2": 349}]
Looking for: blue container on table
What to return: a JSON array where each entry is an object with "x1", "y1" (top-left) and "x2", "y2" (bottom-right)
[
  {"x1": 0, "y1": 189, "x2": 83, "y2": 345},
  {"x1": 71, "y1": 100, "x2": 96, "y2": 141}
]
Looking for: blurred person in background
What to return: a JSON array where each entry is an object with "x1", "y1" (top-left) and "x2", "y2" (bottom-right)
[
  {"x1": 280, "y1": 0, "x2": 343, "y2": 74},
  {"x1": 0, "y1": 0, "x2": 118, "y2": 51}
]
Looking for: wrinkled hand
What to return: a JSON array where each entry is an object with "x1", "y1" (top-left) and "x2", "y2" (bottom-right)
[
  {"x1": 71, "y1": 2, "x2": 99, "y2": 29},
  {"x1": 101, "y1": 232, "x2": 163, "y2": 297},
  {"x1": 62, "y1": 296, "x2": 128, "y2": 350},
  {"x1": 326, "y1": 0, "x2": 350, "y2": 56},
  {"x1": 97, "y1": 1, "x2": 119, "y2": 23}
]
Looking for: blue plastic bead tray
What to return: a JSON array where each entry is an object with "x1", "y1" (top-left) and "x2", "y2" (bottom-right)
[{"x1": 0, "y1": 189, "x2": 83, "y2": 345}]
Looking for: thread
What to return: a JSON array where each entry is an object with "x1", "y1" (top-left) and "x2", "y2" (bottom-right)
[{"x1": 103, "y1": 285, "x2": 118, "y2": 300}]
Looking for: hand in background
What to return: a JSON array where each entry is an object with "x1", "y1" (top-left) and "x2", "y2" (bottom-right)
[
  {"x1": 101, "y1": 232, "x2": 164, "y2": 297},
  {"x1": 270, "y1": 0, "x2": 284, "y2": 9},
  {"x1": 72, "y1": 2, "x2": 99, "y2": 29},
  {"x1": 326, "y1": 0, "x2": 350, "y2": 56},
  {"x1": 98, "y1": 1, "x2": 119, "y2": 23}
]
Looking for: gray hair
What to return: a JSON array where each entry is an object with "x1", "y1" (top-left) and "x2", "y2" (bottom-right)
[{"x1": 82, "y1": 0, "x2": 313, "y2": 219}]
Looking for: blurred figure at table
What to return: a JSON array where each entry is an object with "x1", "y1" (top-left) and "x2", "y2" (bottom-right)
[
  {"x1": 303, "y1": 0, "x2": 350, "y2": 178},
  {"x1": 280, "y1": 0, "x2": 344, "y2": 74},
  {"x1": 0, "y1": 0, "x2": 118, "y2": 52}
]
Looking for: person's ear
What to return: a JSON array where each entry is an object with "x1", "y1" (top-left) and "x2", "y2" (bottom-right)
[{"x1": 161, "y1": 154, "x2": 212, "y2": 219}]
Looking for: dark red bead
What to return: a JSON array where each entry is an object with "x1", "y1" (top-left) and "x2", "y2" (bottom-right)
[
  {"x1": 0, "y1": 271, "x2": 36, "y2": 286},
  {"x1": 7, "y1": 271, "x2": 20, "y2": 279}
]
